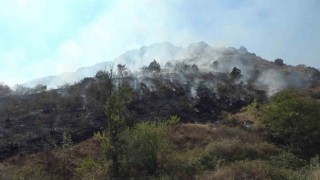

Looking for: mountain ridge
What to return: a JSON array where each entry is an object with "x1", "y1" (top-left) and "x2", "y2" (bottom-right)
[{"x1": 23, "y1": 42, "x2": 319, "y2": 90}]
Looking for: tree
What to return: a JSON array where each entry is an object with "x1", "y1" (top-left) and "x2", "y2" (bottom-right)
[
  {"x1": 87, "y1": 69, "x2": 114, "y2": 113},
  {"x1": 0, "y1": 82, "x2": 12, "y2": 96},
  {"x1": 261, "y1": 89, "x2": 320, "y2": 157},
  {"x1": 230, "y1": 67, "x2": 241, "y2": 79},
  {"x1": 148, "y1": 60, "x2": 161, "y2": 72},
  {"x1": 192, "y1": 64, "x2": 199, "y2": 72},
  {"x1": 117, "y1": 64, "x2": 129, "y2": 79},
  {"x1": 96, "y1": 65, "x2": 133, "y2": 178},
  {"x1": 33, "y1": 84, "x2": 47, "y2": 93},
  {"x1": 274, "y1": 58, "x2": 284, "y2": 66}
]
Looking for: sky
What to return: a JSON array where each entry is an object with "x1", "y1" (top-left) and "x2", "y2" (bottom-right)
[{"x1": 0, "y1": 0, "x2": 320, "y2": 86}]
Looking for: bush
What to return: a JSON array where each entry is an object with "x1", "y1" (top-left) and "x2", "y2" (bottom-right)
[
  {"x1": 261, "y1": 89, "x2": 320, "y2": 156},
  {"x1": 198, "y1": 160, "x2": 301, "y2": 180},
  {"x1": 126, "y1": 122, "x2": 171, "y2": 176},
  {"x1": 74, "y1": 158, "x2": 108, "y2": 179},
  {"x1": 167, "y1": 115, "x2": 180, "y2": 125},
  {"x1": 171, "y1": 138, "x2": 278, "y2": 178},
  {"x1": 172, "y1": 147, "x2": 215, "y2": 178},
  {"x1": 269, "y1": 151, "x2": 305, "y2": 170},
  {"x1": 202, "y1": 139, "x2": 277, "y2": 163},
  {"x1": 13, "y1": 165, "x2": 46, "y2": 180}
]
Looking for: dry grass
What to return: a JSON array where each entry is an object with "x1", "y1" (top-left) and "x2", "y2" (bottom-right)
[
  {"x1": 311, "y1": 169, "x2": 320, "y2": 180},
  {"x1": 0, "y1": 138, "x2": 105, "y2": 179},
  {"x1": 198, "y1": 160, "x2": 294, "y2": 180},
  {"x1": 231, "y1": 111, "x2": 255, "y2": 124},
  {"x1": 0, "y1": 163, "x2": 15, "y2": 180},
  {"x1": 72, "y1": 138, "x2": 103, "y2": 160},
  {"x1": 170, "y1": 123, "x2": 215, "y2": 150},
  {"x1": 170, "y1": 123, "x2": 264, "y2": 151}
]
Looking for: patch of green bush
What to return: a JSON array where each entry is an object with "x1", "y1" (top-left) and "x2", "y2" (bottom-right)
[
  {"x1": 125, "y1": 122, "x2": 172, "y2": 176},
  {"x1": 74, "y1": 157, "x2": 108, "y2": 179},
  {"x1": 171, "y1": 138, "x2": 279, "y2": 178},
  {"x1": 261, "y1": 89, "x2": 320, "y2": 157},
  {"x1": 199, "y1": 160, "x2": 302, "y2": 180},
  {"x1": 269, "y1": 151, "x2": 305, "y2": 170}
]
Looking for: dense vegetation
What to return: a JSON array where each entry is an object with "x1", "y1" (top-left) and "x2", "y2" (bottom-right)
[{"x1": 0, "y1": 59, "x2": 320, "y2": 179}]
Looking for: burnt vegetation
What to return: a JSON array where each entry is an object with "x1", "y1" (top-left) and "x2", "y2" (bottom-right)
[{"x1": 1, "y1": 50, "x2": 320, "y2": 179}]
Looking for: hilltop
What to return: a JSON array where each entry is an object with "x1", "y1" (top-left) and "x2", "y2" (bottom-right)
[{"x1": 23, "y1": 42, "x2": 320, "y2": 91}]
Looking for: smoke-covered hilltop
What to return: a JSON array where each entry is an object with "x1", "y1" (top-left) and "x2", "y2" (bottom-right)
[
  {"x1": 24, "y1": 61, "x2": 113, "y2": 89},
  {"x1": 24, "y1": 42, "x2": 320, "y2": 96}
]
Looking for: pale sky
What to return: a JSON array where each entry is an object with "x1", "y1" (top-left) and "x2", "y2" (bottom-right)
[{"x1": 0, "y1": 0, "x2": 319, "y2": 86}]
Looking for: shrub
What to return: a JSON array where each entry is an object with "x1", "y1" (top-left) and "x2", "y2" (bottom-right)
[
  {"x1": 172, "y1": 147, "x2": 214, "y2": 178},
  {"x1": 261, "y1": 89, "x2": 320, "y2": 156},
  {"x1": 171, "y1": 138, "x2": 278, "y2": 178},
  {"x1": 126, "y1": 122, "x2": 171, "y2": 176},
  {"x1": 203, "y1": 139, "x2": 278, "y2": 163},
  {"x1": 269, "y1": 151, "x2": 305, "y2": 170},
  {"x1": 74, "y1": 158, "x2": 108, "y2": 179},
  {"x1": 167, "y1": 115, "x2": 180, "y2": 125},
  {"x1": 13, "y1": 165, "x2": 46, "y2": 180},
  {"x1": 199, "y1": 160, "x2": 301, "y2": 180}
]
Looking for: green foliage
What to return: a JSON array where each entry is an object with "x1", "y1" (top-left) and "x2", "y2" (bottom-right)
[
  {"x1": 246, "y1": 99, "x2": 259, "y2": 113},
  {"x1": 96, "y1": 121, "x2": 172, "y2": 177},
  {"x1": 147, "y1": 59, "x2": 161, "y2": 72},
  {"x1": 261, "y1": 89, "x2": 320, "y2": 156},
  {"x1": 61, "y1": 132, "x2": 73, "y2": 150},
  {"x1": 89, "y1": 70, "x2": 114, "y2": 109},
  {"x1": 167, "y1": 115, "x2": 180, "y2": 125},
  {"x1": 53, "y1": 132, "x2": 74, "y2": 180},
  {"x1": 74, "y1": 158, "x2": 108, "y2": 180},
  {"x1": 172, "y1": 147, "x2": 211, "y2": 177},
  {"x1": 13, "y1": 165, "x2": 46, "y2": 180},
  {"x1": 269, "y1": 151, "x2": 305, "y2": 170},
  {"x1": 172, "y1": 138, "x2": 278, "y2": 178},
  {"x1": 100, "y1": 82, "x2": 133, "y2": 178},
  {"x1": 94, "y1": 131, "x2": 112, "y2": 160},
  {"x1": 200, "y1": 160, "x2": 301, "y2": 180},
  {"x1": 203, "y1": 139, "x2": 277, "y2": 163},
  {"x1": 127, "y1": 122, "x2": 171, "y2": 176}
]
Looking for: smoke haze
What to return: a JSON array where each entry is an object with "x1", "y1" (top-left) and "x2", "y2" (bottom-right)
[{"x1": 1, "y1": 0, "x2": 320, "y2": 86}]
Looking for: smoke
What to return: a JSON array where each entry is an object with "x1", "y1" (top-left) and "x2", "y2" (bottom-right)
[
  {"x1": 120, "y1": 42, "x2": 313, "y2": 98},
  {"x1": 22, "y1": 41, "x2": 314, "y2": 99},
  {"x1": 254, "y1": 70, "x2": 287, "y2": 96}
]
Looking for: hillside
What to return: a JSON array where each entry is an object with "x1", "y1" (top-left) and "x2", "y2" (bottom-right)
[{"x1": 0, "y1": 42, "x2": 320, "y2": 179}]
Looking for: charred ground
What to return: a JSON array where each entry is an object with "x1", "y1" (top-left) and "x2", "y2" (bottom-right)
[{"x1": 0, "y1": 47, "x2": 319, "y2": 163}]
